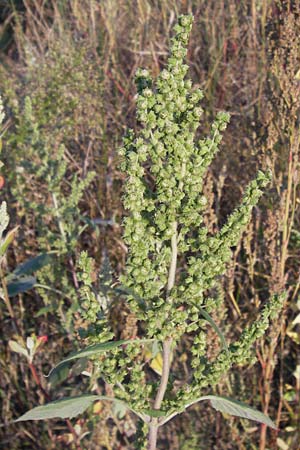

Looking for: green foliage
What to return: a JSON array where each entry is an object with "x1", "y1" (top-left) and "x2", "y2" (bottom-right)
[
  {"x1": 0, "y1": 32, "x2": 105, "y2": 335},
  {"x1": 47, "y1": 338, "x2": 153, "y2": 377},
  {"x1": 2, "y1": 46, "x2": 99, "y2": 330},
  {"x1": 9, "y1": 334, "x2": 48, "y2": 364},
  {"x1": 77, "y1": 251, "x2": 115, "y2": 344},
  {"x1": 16, "y1": 15, "x2": 285, "y2": 449},
  {"x1": 161, "y1": 395, "x2": 277, "y2": 429},
  {"x1": 0, "y1": 97, "x2": 48, "y2": 303},
  {"x1": 16, "y1": 395, "x2": 143, "y2": 422}
]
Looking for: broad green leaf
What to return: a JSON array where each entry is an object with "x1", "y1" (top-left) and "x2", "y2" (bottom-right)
[
  {"x1": 7, "y1": 276, "x2": 36, "y2": 297},
  {"x1": 16, "y1": 395, "x2": 146, "y2": 422},
  {"x1": 9, "y1": 340, "x2": 29, "y2": 359},
  {"x1": 198, "y1": 307, "x2": 228, "y2": 351},
  {"x1": 174, "y1": 395, "x2": 276, "y2": 429},
  {"x1": 13, "y1": 253, "x2": 53, "y2": 277},
  {"x1": 207, "y1": 396, "x2": 276, "y2": 429},
  {"x1": 47, "y1": 339, "x2": 153, "y2": 377},
  {"x1": 16, "y1": 395, "x2": 101, "y2": 421}
]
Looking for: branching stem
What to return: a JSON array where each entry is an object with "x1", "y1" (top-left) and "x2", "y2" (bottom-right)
[{"x1": 148, "y1": 221, "x2": 178, "y2": 450}]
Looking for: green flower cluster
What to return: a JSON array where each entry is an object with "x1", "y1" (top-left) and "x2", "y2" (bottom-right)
[
  {"x1": 78, "y1": 251, "x2": 114, "y2": 344},
  {"x1": 77, "y1": 252, "x2": 151, "y2": 409},
  {"x1": 14, "y1": 17, "x2": 285, "y2": 448},
  {"x1": 118, "y1": 14, "x2": 272, "y2": 344},
  {"x1": 172, "y1": 292, "x2": 285, "y2": 412},
  {"x1": 78, "y1": 13, "x2": 283, "y2": 426}
]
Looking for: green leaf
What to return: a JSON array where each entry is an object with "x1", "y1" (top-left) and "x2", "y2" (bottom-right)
[
  {"x1": 7, "y1": 276, "x2": 36, "y2": 296},
  {"x1": 208, "y1": 396, "x2": 276, "y2": 429},
  {"x1": 198, "y1": 307, "x2": 228, "y2": 351},
  {"x1": 0, "y1": 226, "x2": 19, "y2": 257},
  {"x1": 16, "y1": 395, "x2": 147, "y2": 422},
  {"x1": 15, "y1": 395, "x2": 101, "y2": 421},
  {"x1": 9, "y1": 340, "x2": 29, "y2": 359},
  {"x1": 48, "y1": 361, "x2": 70, "y2": 388},
  {"x1": 13, "y1": 253, "x2": 53, "y2": 277},
  {"x1": 176, "y1": 395, "x2": 276, "y2": 429},
  {"x1": 47, "y1": 339, "x2": 153, "y2": 377},
  {"x1": 143, "y1": 409, "x2": 167, "y2": 418}
]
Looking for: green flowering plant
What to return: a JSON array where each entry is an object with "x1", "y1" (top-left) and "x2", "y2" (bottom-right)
[
  {"x1": 6, "y1": 95, "x2": 95, "y2": 332},
  {"x1": 0, "y1": 98, "x2": 52, "y2": 314},
  {"x1": 16, "y1": 15, "x2": 284, "y2": 449}
]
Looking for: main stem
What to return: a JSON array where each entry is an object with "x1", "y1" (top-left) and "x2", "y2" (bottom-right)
[{"x1": 148, "y1": 221, "x2": 178, "y2": 450}]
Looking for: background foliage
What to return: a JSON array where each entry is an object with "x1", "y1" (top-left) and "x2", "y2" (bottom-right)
[{"x1": 0, "y1": 1, "x2": 299, "y2": 449}]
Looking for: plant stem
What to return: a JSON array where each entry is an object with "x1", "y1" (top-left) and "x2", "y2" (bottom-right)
[
  {"x1": 148, "y1": 422, "x2": 159, "y2": 450},
  {"x1": 148, "y1": 221, "x2": 178, "y2": 450},
  {"x1": 167, "y1": 221, "x2": 178, "y2": 293},
  {"x1": 148, "y1": 336, "x2": 173, "y2": 450},
  {"x1": 153, "y1": 338, "x2": 173, "y2": 410}
]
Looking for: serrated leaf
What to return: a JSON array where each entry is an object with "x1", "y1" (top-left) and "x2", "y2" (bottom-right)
[
  {"x1": 161, "y1": 395, "x2": 277, "y2": 428},
  {"x1": 47, "y1": 339, "x2": 153, "y2": 377},
  {"x1": 16, "y1": 395, "x2": 146, "y2": 422},
  {"x1": 7, "y1": 276, "x2": 36, "y2": 296},
  {"x1": 9, "y1": 340, "x2": 29, "y2": 359},
  {"x1": 208, "y1": 396, "x2": 276, "y2": 428},
  {"x1": 183, "y1": 395, "x2": 276, "y2": 429},
  {"x1": 13, "y1": 253, "x2": 53, "y2": 277}
]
